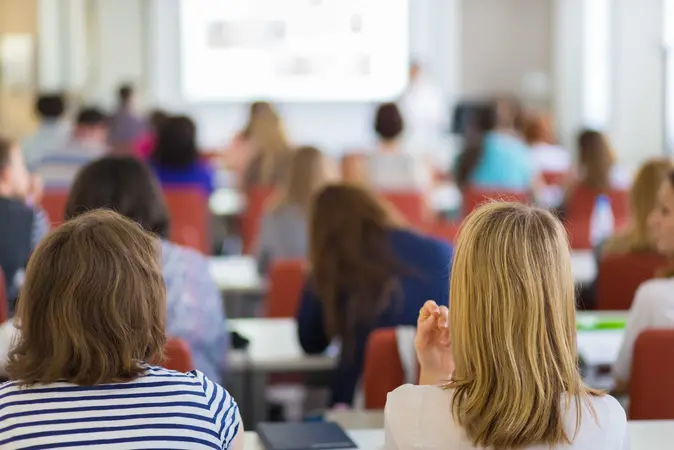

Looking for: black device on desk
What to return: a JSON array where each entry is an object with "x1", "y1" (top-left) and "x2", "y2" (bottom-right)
[{"x1": 257, "y1": 422, "x2": 357, "y2": 450}]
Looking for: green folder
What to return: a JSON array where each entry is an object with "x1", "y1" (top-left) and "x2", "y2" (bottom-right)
[{"x1": 576, "y1": 316, "x2": 627, "y2": 331}]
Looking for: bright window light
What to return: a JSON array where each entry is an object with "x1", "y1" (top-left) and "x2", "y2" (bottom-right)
[{"x1": 582, "y1": 0, "x2": 612, "y2": 129}]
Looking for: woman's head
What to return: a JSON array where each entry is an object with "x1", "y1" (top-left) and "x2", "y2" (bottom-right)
[
  {"x1": 455, "y1": 105, "x2": 498, "y2": 187},
  {"x1": 152, "y1": 115, "x2": 198, "y2": 168},
  {"x1": 309, "y1": 184, "x2": 401, "y2": 347},
  {"x1": 577, "y1": 129, "x2": 615, "y2": 190},
  {"x1": 8, "y1": 210, "x2": 166, "y2": 385},
  {"x1": 612, "y1": 158, "x2": 673, "y2": 253},
  {"x1": 523, "y1": 113, "x2": 554, "y2": 145},
  {"x1": 374, "y1": 103, "x2": 404, "y2": 142},
  {"x1": 648, "y1": 171, "x2": 674, "y2": 257},
  {"x1": 449, "y1": 202, "x2": 594, "y2": 447},
  {"x1": 242, "y1": 102, "x2": 278, "y2": 138},
  {"x1": 277, "y1": 146, "x2": 335, "y2": 211},
  {"x1": 65, "y1": 156, "x2": 170, "y2": 238}
]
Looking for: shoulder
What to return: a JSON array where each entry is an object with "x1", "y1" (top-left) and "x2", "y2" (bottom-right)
[
  {"x1": 576, "y1": 394, "x2": 627, "y2": 439},
  {"x1": 162, "y1": 240, "x2": 210, "y2": 273},
  {"x1": 389, "y1": 229, "x2": 453, "y2": 265},
  {"x1": 632, "y1": 278, "x2": 674, "y2": 310}
]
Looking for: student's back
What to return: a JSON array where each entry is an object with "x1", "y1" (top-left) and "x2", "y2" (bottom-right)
[
  {"x1": 469, "y1": 131, "x2": 533, "y2": 190},
  {"x1": 297, "y1": 185, "x2": 452, "y2": 405}
]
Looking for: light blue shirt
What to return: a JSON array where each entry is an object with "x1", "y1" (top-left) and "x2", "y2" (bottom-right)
[{"x1": 469, "y1": 132, "x2": 533, "y2": 191}]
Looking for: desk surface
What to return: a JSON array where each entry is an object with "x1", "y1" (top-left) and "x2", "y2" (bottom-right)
[
  {"x1": 229, "y1": 318, "x2": 336, "y2": 372},
  {"x1": 570, "y1": 250, "x2": 597, "y2": 285},
  {"x1": 243, "y1": 421, "x2": 674, "y2": 450}
]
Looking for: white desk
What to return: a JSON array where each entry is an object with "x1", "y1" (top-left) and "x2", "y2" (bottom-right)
[
  {"x1": 209, "y1": 256, "x2": 264, "y2": 294},
  {"x1": 576, "y1": 311, "x2": 627, "y2": 368},
  {"x1": 244, "y1": 421, "x2": 674, "y2": 449},
  {"x1": 571, "y1": 250, "x2": 597, "y2": 285},
  {"x1": 209, "y1": 188, "x2": 244, "y2": 216}
]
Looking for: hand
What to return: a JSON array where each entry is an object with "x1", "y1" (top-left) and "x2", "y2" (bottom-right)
[
  {"x1": 415, "y1": 300, "x2": 454, "y2": 385},
  {"x1": 27, "y1": 175, "x2": 43, "y2": 205}
]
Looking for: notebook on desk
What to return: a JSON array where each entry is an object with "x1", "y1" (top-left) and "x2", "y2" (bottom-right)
[{"x1": 257, "y1": 422, "x2": 357, "y2": 450}]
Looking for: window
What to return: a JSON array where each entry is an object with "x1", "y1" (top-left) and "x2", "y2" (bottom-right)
[{"x1": 665, "y1": 0, "x2": 674, "y2": 154}]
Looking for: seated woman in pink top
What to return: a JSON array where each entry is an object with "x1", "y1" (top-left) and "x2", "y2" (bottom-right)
[
  {"x1": 133, "y1": 109, "x2": 168, "y2": 160},
  {"x1": 385, "y1": 202, "x2": 627, "y2": 450}
]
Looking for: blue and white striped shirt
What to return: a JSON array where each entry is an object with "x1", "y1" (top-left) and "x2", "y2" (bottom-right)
[{"x1": 0, "y1": 365, "x2": 240, "y2": 449}]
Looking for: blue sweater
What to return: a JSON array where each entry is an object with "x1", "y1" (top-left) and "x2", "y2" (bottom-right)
[{"x1": 297, "y1": 229, "x2": 453, "y2": 405}]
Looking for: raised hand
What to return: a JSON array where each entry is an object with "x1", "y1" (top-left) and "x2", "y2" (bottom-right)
[{"x1": 415, "y1": 300, "x2": 454, "y2": 386}]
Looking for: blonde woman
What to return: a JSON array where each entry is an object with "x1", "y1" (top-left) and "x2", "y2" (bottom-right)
[
  {"x1": 241, "y1": 106, "x2": 293, "y2": 190},
  {"x1": 385, "y1": 203, "x2": 627, "y2": 449},
  {"x1": 255, "y1": 146, "x2": 334, "y2": 274},
  {"x1": 603, "y1": 158, "x2": 673, "y2": 255}
]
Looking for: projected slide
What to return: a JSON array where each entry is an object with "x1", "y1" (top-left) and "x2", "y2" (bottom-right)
[{"x1": 179, "y1": 0, "x2": 409, "y2": 102}]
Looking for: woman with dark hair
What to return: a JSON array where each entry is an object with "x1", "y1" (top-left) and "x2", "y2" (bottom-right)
[
  {"x1": 150, "y1": 115, "x2": 215, "y2": 194},
  {"x1": 454, "y1": 101, "x2": 534, "y2": 191},
  {"x1": 297, "y1": 184, "x2": 453, "y2": 406},
  {"x1": 367, "y1": 102, "x2": 433, "y2": 191},
  {"x1": 65, "y1": 156, "x2": 228, "y2": 382}
]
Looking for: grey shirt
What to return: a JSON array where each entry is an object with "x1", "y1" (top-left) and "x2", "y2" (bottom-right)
[{"x1": 255, "y1": 204, "x2": 308, "y2": 275}]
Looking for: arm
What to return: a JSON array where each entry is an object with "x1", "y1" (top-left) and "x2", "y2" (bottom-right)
[
  {"x1": 296, "y1": 282, "x2": 331, "y2": 354},
  {"x1": 613, "y1": 287, "x2": 653, "y2": 391},
  {"x1": 254, "y1": 213, "x2": 274, "y2": 276},
  {"x1": 31, "y1": 207, "x2": 51, "y2": 249},
  {"x1": 228, "y1": 411, "x2": 244, "y2": 450}
]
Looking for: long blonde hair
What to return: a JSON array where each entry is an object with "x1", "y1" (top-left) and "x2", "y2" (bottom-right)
[
  {"x1": 449, "y1": 202, "x2": 600, "y2": 448},
  {"x1": 578, "y1": 130, "x2": 615, "y2": 191},
  {"x1": 248, "y1": 110, "x2": 292, "y2": 185},
  {"x1": 273, "y1": 146, "x2": 331, "y2": 213},
  {"x1": 604, "y1": 158, "x2": 673, "y2": 255}
]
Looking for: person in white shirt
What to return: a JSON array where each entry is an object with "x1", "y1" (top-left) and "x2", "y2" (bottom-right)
[
  {"x1": 21, "y1": 94, "x2": 70, "y2": 167},
  {"x1": 613, "y1": 170, "x2": 674, "y2": 391},
  {"x1": 399, "y1": 61, "x2": 449, "y2": 167},
  {"x1": 385, "y1": 202, "x2": 627, "y2": 450},
  {"x1": 366, "y1": 102, "x2": 433, "y2": 192}
]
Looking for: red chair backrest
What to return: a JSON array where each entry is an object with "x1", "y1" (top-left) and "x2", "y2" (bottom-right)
[
  {"x1": 266, "y1": 259, "x2": 306, "y2": 318},
  {"x1": 163, "y1": 188, "x2": 211, "y2": 254},
  {"x1": 596, "y1": 253, "x2": 667, "y2": 310},
  {"x1": 462, "y1": 188, "x2": 529, "y2": 217},
  {"x1": 162, "y1": 338, "x2": 195, "y2": 373},
  {"x1": 541, "y1": 171, "x2": 568, "y2": 186},
  {"x1": 629, "y1": 329, "x2": 674, "y2": 420},
  {"x1": 363, "y1": 328, "x2": 405, "y2": 409},
  {"x1": 241, "y1": 186, "x2": 276, "y2": 254},
  {"x1": 0, "y1": 271, "x2": 8, "y2": 323},
  {"x1": 426, "y1": 220, "x2": 462, "y2": 244},
  {"x1": 40, "y1": 190, "x2": 70, "y2": 228},
  {"x1": 565, "y1": 187, "x2": 629, "y2": 249},
  {"x1": 381, "y1": 192, "x2": 431, "y2": 230}
]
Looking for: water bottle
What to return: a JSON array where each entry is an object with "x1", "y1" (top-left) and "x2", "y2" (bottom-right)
[{"x1": 589, "y1": 194, "x2": 615, "y2": 247}]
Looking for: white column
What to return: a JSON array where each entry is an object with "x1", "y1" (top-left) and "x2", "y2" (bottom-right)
[
  {"x1": 37, "y1": 0, "x2": 63, "y2": 90},
  {"x1": 62, "y1": 0, "x2": 88, "y2": 92},
  {"x1": 664, "y1": 0, "x2": 674, "y2": 154}
]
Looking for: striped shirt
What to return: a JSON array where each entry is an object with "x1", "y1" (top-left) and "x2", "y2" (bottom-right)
[{"x1": 0, "y1": 365, "x2": 240, "y2": 449}]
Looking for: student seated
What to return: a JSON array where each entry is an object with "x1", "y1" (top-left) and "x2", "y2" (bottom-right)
[
  {"x1": 256, "y1": 146, "x2": 334, "y2": 275},
  {"x1": 366, "y1": 102, "x2": 433, "y2": 192},
  {"x1": 65, "y1": 156, "x2": 228, "y2": 382},
  {"x1": 613, "y1": 170, "x2": 674, "y2": 391},
  {"x1": 34, "y1": 107, "x2": 109, "y2": 188},
  {"x1": 107, "y1": 83, "x2": 147, "y2": 153},
  {"x1": 385, "y1": 202, "x2": 627, "y2": 449},
  {"x1": 0, "y1": 210, "x2": 242, "y2": 449},
  {"x1": 455, "y1": 102, "x2": 534, "y2": 192},
  {"x1": 297, "y1": 184, "x2": 453, "y2": 406},
  {"x1": 21, "y1": 93, "x2": 70, "y2": 166},
  {"x1": 149, "y1": 115, "x2": 215, "y2": 195},
  {"x1": 524, "y1": 113, "x2": 572, "y2": 175},
  {"x1": 602, "y1": 158, "x2": 672, "y2": 256},
  {"x1": 0, "y1": 137, "x2": 49, "y2": 311}
]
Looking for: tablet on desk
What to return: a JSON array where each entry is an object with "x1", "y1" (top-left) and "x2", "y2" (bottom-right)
[{"x1": 257, "y1": 422, "x2": 357, "y2": 450}]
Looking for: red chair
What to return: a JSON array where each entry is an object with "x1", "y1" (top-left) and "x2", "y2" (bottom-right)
[
  {"x1": 596, "y1": 253, "x2": 667, "y2": 310},
  {"x1": 266, "y1": 259, "x2": 306, "y2": 318},
  {"x1": 162, "y1": 338, "x2": 195, "y2": 373},
  {"x1": 241, "y1": 186, "x2": 276, "y2": 254},
  {"x1": 40, "y1": 190, "x2": 70, "y2": 228},
  {"x1": 541, "y1": 171, "x2": 568, "y2": 186},
  {"x1": 363, "y1": 329, "x2": 406, "y2": 409},
  {"x1": 381, "y1": 192, "x2": 431, "y2": 230},
  {"x1": 426, "y1": 220, "x2": 462, "y2": 244},
  {"x1": 0, "y1": 271, "x2": 8, "y2": 323},
  {"x1": 629, "y1": 330, "x2": 674, "y2": 420},
  {"x1": 163, "y1": 188, "x2": 211, "y2": 254},
  {"x1": 462, "y1": 188, "x2": 529, "y2": 217},
  {"x1": 565, "y1": 187, "x2": 629, "y2": 249}
]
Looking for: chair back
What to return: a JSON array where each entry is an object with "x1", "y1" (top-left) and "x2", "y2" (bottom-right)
[
  {"x1": 241, "y1": 186, "x2": 276, "y2": 254},
  {"x1": 629, "y1": 329, "x2": 674, "y2": 420},
  {"x1": 462, "y1": 188, "x2": 529, "y2": 217},
  {"x1": 541, "y1": 171, "x2": 568, "y2": 186},
  {"x1": 381, "y1": 192, "x2": 430, "y2": 230},
  {"x1": 363, "y1": 329, "x2": 405, "y2": 409},
  {"x1": 162, "y1": 338, "x2": 195, "y2": 373},
  {"x1": 565, "y1": 186, "x2": 629, "y2": 249},
  {"x1": 266, "y1": 259, "x2": 306, "y2": 318},
  {"x1": 596, "y1": 252, "x2": 667, "y2": 310},
  {"x1": 0, "y1": 271, "x2": 8, "y2": 323},
  {"x1": 164, "y1": 188, "x2": 211, "y2": 254},
  {"x1": 426, "y1": 220, "x2": 462, "y2": 245},
  {"x1": 40, "y1": 190, "x2": 70, "y2": 228}
]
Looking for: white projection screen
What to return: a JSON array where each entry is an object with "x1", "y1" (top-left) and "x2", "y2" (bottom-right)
[{"x1": 179, "y1": 0, "x2": 409, "y2": 102}]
